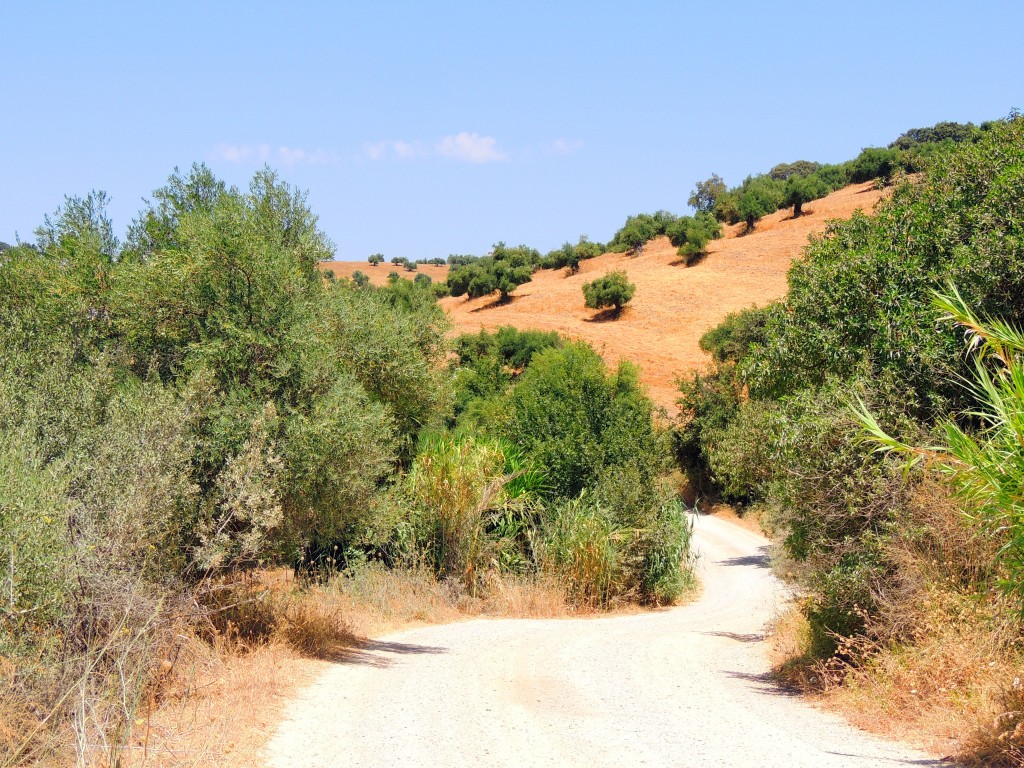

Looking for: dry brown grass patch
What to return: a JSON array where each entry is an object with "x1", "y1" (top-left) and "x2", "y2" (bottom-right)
[{"x1": 769, "y1": 479, "x2": 1024, "y2": 765}]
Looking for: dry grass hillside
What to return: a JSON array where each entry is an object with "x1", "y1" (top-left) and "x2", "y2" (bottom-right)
[{"x1": 321, "y1": 181, "x2": 886, "y2": 411}]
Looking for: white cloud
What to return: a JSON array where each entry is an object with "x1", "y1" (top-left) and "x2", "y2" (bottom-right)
[
  {"x1": 211, "y1": 143, "x2": 337, "y2": 166},
  {"x1": 362, "y1": 133, "x2": 506, "y2": 163},
  {"x1": 548, "y1": 138, "x2": 584, "y2": 156},
  {"x1": 362, "y1": 139, "x2": 426, "y2": 160},
  {"x1": 435, "y1": 132, "x2": 507, "y2": 163}
]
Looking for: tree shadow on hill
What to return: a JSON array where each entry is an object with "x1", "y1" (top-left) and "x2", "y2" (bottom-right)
[
  {"x1": 469, "y1": 294, "x2": 520, "y2": 313},
  {"x1": 320, "y1": 638, "x2": 448, "y2": 668},
  {"x1": 584, "y1": 307, "x2": 626, "y2": 323},
  {"x1": 669, "y1": 252, "x2": 708, "y2": 268}
]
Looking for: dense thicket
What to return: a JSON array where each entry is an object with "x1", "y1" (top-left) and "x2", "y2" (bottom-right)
[
  {"x1": 676, "y1": 116, "x2": 1024, "y2": 660},
  {"x1": 1, "y1": 167, "x2": 694, "y2": 762}
]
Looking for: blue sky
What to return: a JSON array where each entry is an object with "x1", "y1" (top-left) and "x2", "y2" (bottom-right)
[{"x1": 2, "y1": 1, "x2": 1021, "y2": 260}]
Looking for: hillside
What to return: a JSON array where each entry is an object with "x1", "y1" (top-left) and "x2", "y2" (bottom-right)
[{"x1": 439, "y1": 181, "x2": 886, "y2": 410}]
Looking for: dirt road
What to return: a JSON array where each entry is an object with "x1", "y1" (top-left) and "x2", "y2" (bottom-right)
[{"x1": 264, "y1": 516, "x2": 945, "y2": 767}]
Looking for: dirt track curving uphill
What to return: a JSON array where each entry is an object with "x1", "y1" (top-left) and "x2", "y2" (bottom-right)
[{"x1": 264, "y1": 515, "x2": 945, "y2": 768}]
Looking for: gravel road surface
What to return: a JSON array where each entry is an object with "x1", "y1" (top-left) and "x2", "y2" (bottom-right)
[{"x1": 265, "y1": 514, "x2": 947, "y2": 767}]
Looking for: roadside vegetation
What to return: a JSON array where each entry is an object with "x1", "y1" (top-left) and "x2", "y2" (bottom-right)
[
  {"x1": 674, "y1": 114, "x2": 1024, "y2": 765},
  {"x1": 0, "y1": 165, "x2": 694, "y2": 765}
]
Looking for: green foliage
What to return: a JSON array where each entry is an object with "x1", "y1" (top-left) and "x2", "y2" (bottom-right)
[
  {"x1": 368, "y1": 253, "x2": 383, "y2": 266},
  {"x1": 500, "y1": 343, "x2": 664, "y2": 500},
  {"x1": 542, "y1": 236, "x2": 603, "y2": 274},
  {"x1": 351, "y1": 269, "x2": 370, "y2": 288},
  {"x1": 447, "y1": 242, "x2": 538, "y2": 301},
  {"x1": 746, "y1": 117, "x2": 1024, "y2": 414},
  {"x1": 849, "y1": 147, "x2": 901, "y2": 183},
  {"x1": 404, "y1": 260, "x2": 418, "y2": 272},
  {"x1": 768, "y1": 160, "x2": 822, "y2": 180},
  {"x1": 858, "y1": 287, "x2": 1024, "y2": 603},
  {"x1": 540, "y1": 469, "x2": 693, "y2": 607},
  {"x1": 582, "y1": 270, "x2": 635, "y2": 312},
  {"x1": 782, "y1": 173, "x2": 830, "y2": 217},
  {"x1": 676, "y1": 114, "x2": 1024, "y2": 663},
  {"x1": 688, "y1": 174, "x2": 726, "y2": 214},
  {"x1": 451, "y1": 327, "x2": 562, "y2": 420},
  {"x1": 608, "y1": 210, "x2": 677, "y2": 254},
  {"x1": 665, "y1": 212, "x2": 722, "y2": 263},
  {"x1": 698, "y1": 305, "x2": 774, "y2": 364},
  {"x1": 414, "y1": 272, "x2": 432, "y2": 286},
  {"x1": 736, "y1": 175, "x2": 784, "y2": 231},
  {"x1": 889, "y1": 120, "x2": 982, "y2": 151}
]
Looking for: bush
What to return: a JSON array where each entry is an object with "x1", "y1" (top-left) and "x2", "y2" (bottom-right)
[
  {"x1": 582, "y1": 271, "x2": 635, "y2": 312},
  {"x1": 849, "y1": 147, "x2": 901, "y2": 183},
  {"x1": 447, "y1": 242, "x2": 538, "y2": 301},
  {"x1": 608, "y1": 211, "x2": 676, "y2": 254},
  {"x1": 736, "y1": 175, "x2": 784, "y2": 231},
  {"x1": 665, "y1": 212, "x2": 722, "y2": 264},
  {"x1": 501, "y1": 343, "x2": 664, "y2": 500}
]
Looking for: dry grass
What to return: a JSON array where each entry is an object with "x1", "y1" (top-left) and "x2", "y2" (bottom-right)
[
  {"x1": 768, "y1": 479, "x2": 1024, "y2": 766},
  {"x1": 317, "y1": 262, "x2": 449, "y2": 286},
  {"x1": 437, "y1": 182, "x2": 888, "y2": 411},
  {"x1": 317, "y1": 183, "x2": 887, "y2": 412}
]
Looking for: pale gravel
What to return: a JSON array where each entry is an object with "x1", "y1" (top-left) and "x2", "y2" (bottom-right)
[{"x1": 264, "y1": 515, "x2": 949, "y2": 767}]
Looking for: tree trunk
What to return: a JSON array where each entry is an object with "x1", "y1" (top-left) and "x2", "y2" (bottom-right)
[{"x1": 793, "y1": 200, "x2": 803, "y2": 217}]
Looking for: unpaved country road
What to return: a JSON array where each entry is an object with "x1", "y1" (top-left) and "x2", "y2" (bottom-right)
[{"x1": 265, "y1": 515, "x2": 947, "y2": 767}]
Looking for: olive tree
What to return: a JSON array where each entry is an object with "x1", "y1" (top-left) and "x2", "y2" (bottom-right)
[{"x1": 583, "y1": 271, "x2": 635, "y2": 313}]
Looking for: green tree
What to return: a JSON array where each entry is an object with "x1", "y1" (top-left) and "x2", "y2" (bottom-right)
[
  {"x1": 688, "y1": 174, "x2": 726, "y2": 213},
  {"x1": 850, "y1": 147, "x2": 901, "y2": 183},
  {"x1": 583, "y1": 271, "x2": 635, "y2": 313},
  {"x1": 351, "y1": 269, "x2": 370, "y2": 287},
  {"x1": 783, "y1": 173, "x2": 830, "y2": 217},
  {"x1": 368, "y1": 253, "x2": 384, "y2": 266},
  {"x1": 768, "y1": 160, "x2": 821, "y2": 181},
  {"x1": 736, "y1": 176, "x2": 783, "y2": 231},
  {"x1": 665, "y1": 212, "x2": 722, "y2": 264}
]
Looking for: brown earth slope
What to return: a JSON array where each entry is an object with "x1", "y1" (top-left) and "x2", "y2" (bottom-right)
[{"x1": 321, "y1": 182, "x2": 886, "y2": 411}]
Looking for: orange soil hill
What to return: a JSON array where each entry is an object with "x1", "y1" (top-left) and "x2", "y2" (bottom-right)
[{"x1": 321, "y1": 182, "x2": 886, "y2": 412}]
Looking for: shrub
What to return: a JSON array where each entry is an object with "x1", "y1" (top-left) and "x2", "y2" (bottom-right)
[
  {"x1": 501, "y1": 343, "x2": 664, "y2": 500},
  {"x1": 849, "y1": 147, "x2": 901, "y2": 183},
  {"x1": 447, "y1": 242, "x2": 538, "y2": 301},
  {"x1": 351, "y1": 269, "x2": 370, "y2": 287},
  {"x1": 608, "y1": 211, "x2": 676, "y2": 254},
  {"x1": 736, "y1": 175, "x2": 784, "y2": 231},
  {"x1": 665, "y1": 212, "x2": 722, "y2": 264},
  {"x1": 582, "y1": 270, "x2": 635, "y2": 312}
]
